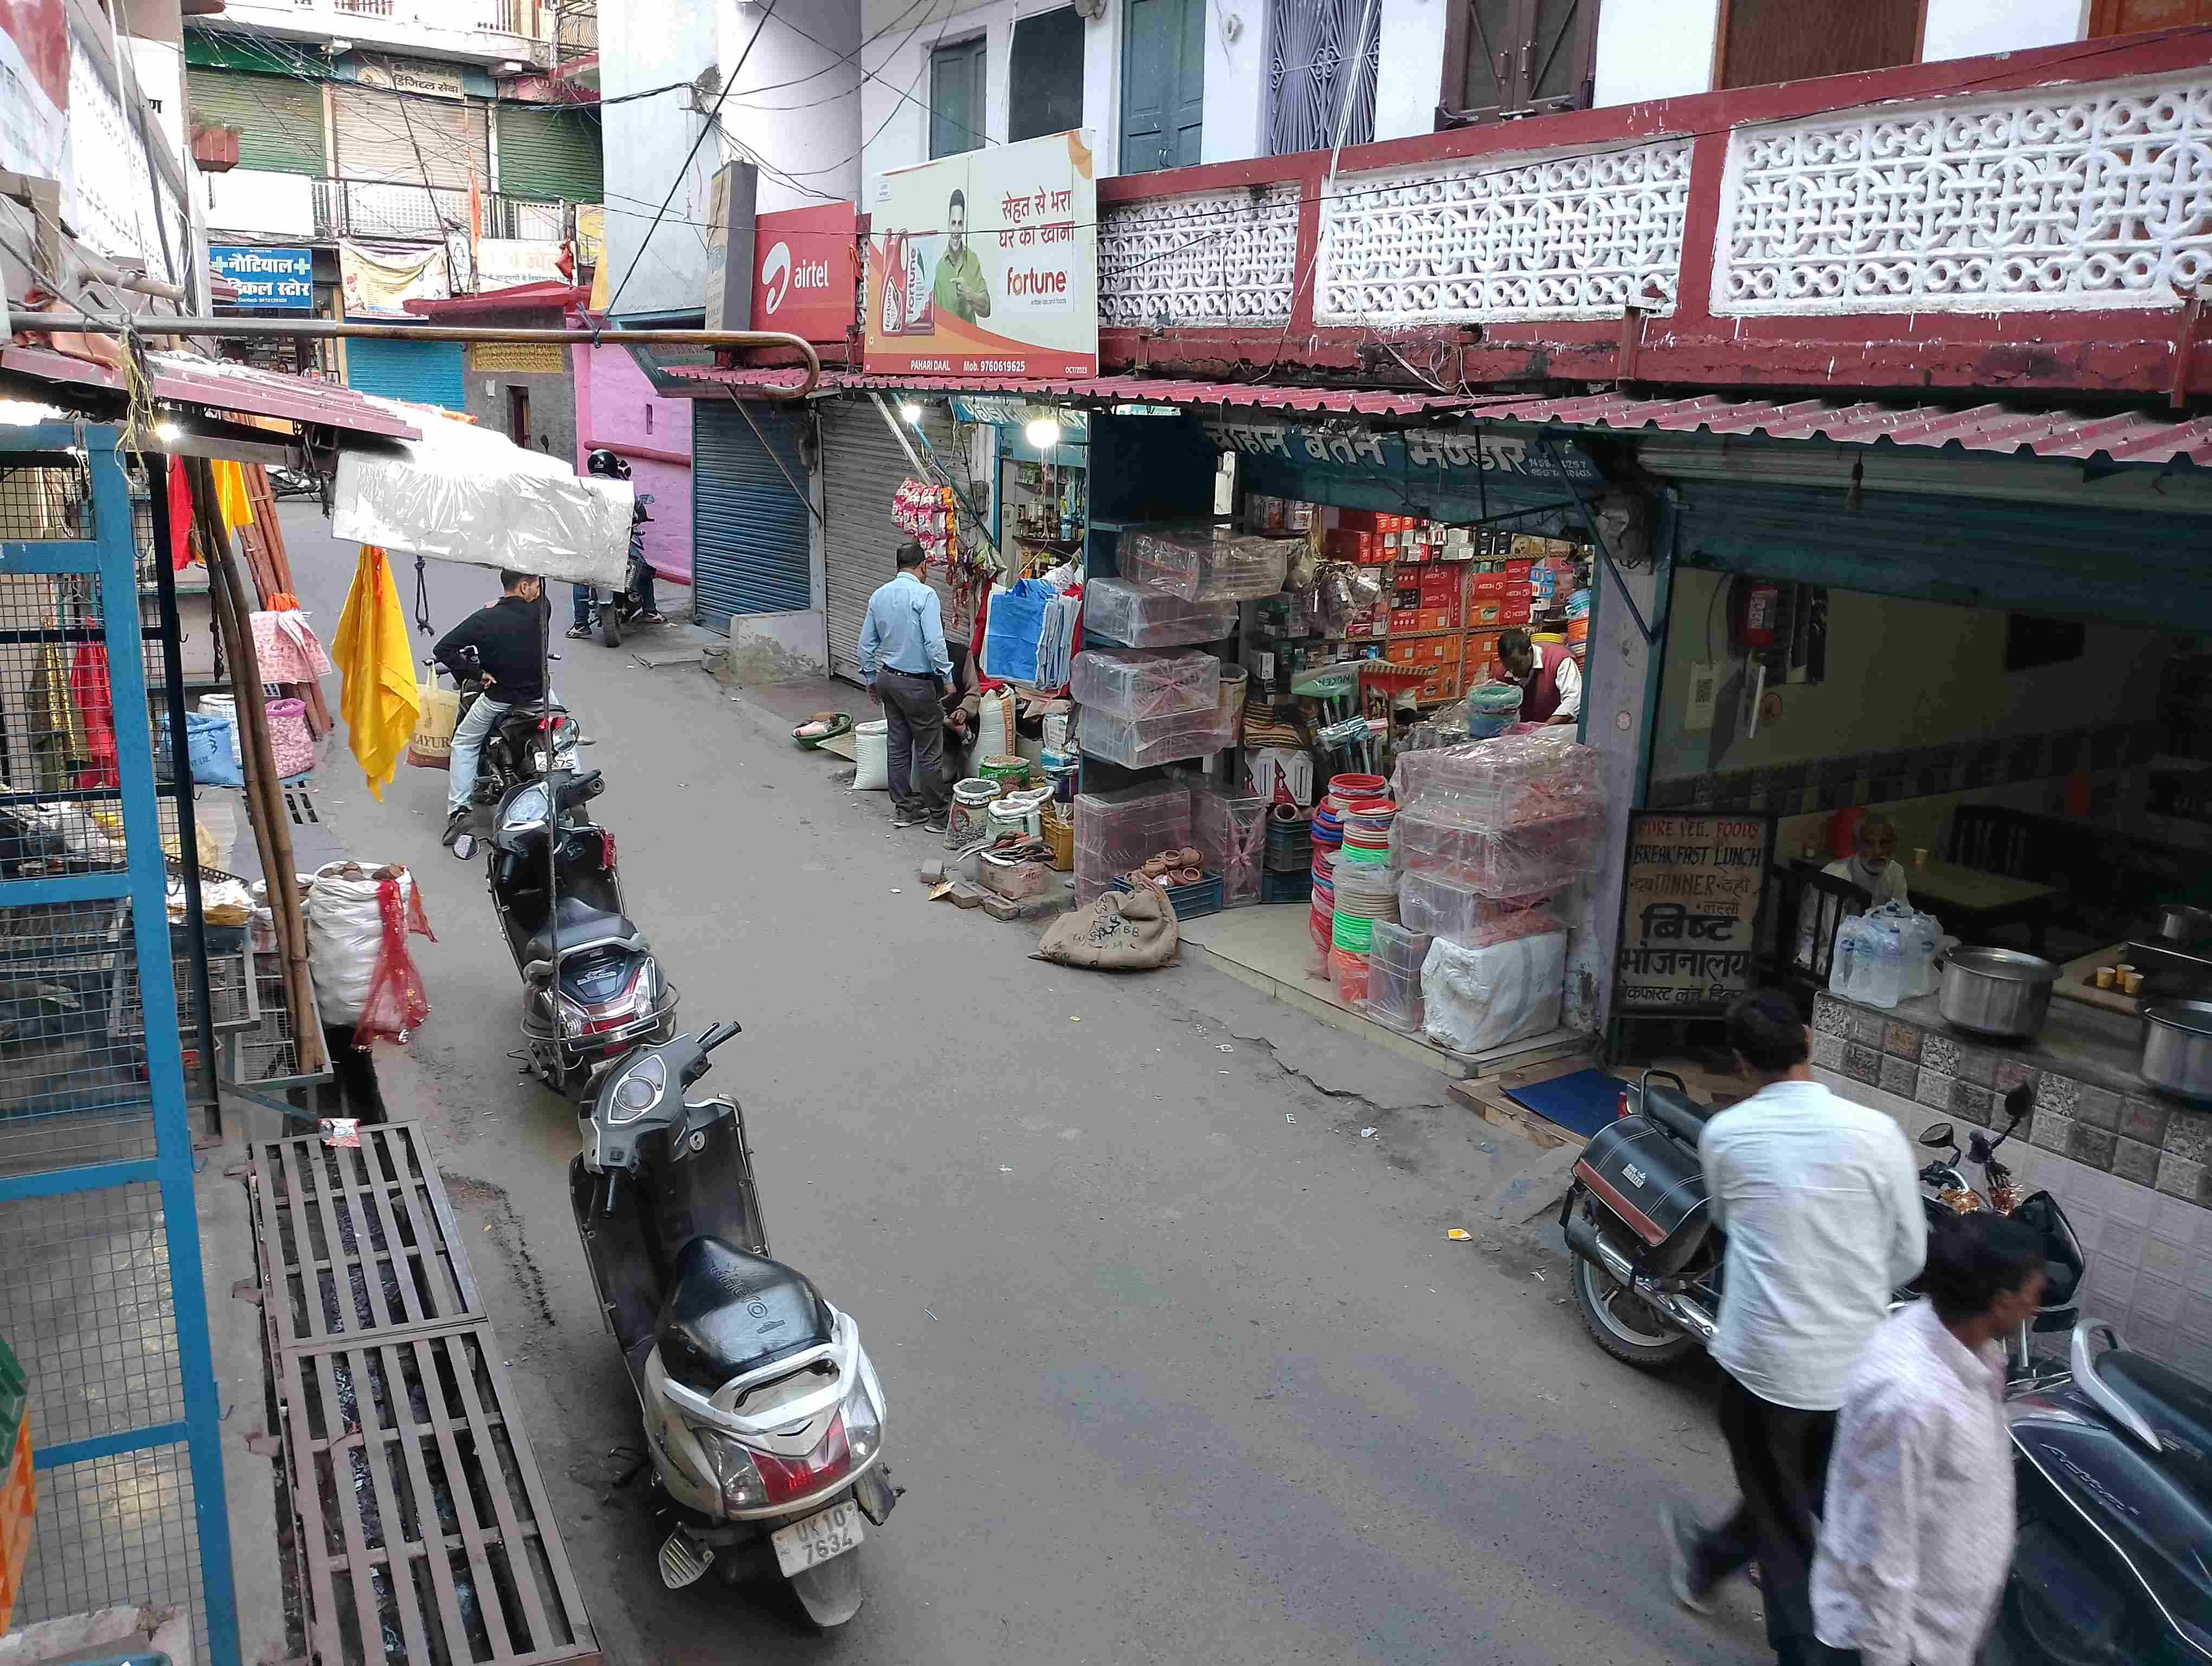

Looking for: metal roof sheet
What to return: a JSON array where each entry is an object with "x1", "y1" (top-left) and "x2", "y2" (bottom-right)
[
  {"x1": 0, "y1": 344, "x2": 425, "y2": 439},
  {"x1": 668, "y1": 364, "x2": 1479, "y2": 418}
]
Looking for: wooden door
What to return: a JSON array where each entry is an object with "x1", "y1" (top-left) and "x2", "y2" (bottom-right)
[{"x1": 1122, "y1": 0, "x2": 1206, "y2": 173}]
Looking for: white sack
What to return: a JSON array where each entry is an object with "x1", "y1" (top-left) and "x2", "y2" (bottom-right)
[
  {"x1": 851, "y1": 719, "x2": 888, "y2": 792},
  {"x1": 306, "y1": 862, "x2": 414, "y2": 1025},
  {"x1": 1420, "y1": 931, "x2": 1566, "y2": 1055}
]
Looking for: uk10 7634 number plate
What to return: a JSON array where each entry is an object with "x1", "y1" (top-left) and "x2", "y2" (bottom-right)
[{"x1": 771, "y1": 1500, "x2": 864, "y2": 1577}]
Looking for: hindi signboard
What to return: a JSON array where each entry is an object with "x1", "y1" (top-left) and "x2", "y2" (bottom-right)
[
  {"x1": 212, "y1": 245, "x2": 313, "y2": 311},
  {"x1": 865, "y1": 129, "x2": 1096, "y2": 377},
  {"x1": 1616, "y1": 812, "x2": 1776, "y2": 1014}
]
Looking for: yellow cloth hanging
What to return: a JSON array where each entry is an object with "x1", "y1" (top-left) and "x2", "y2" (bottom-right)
[
  {"x1": 210, "y1": 460, "x2": 255, "y2": 531},
  {"x1": 331, "y1": 545, "x2": 420, "y2": 800}
]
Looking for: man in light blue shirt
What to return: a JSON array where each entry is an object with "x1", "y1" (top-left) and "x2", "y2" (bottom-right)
[{"x1": 858, "y1": 542, "x2": 954, "y2": 830}]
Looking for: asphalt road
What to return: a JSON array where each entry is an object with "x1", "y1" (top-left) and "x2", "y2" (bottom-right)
[{"x1": 280, "y1": 506, "x2": 1769, "y2": 1666}]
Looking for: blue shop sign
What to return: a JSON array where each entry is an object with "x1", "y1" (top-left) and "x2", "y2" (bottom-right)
[{"x1": 211, "y1": 246, "x2": 314, "y2": 311}]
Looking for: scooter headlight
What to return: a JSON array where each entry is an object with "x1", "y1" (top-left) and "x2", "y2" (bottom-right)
[
  {"x1": 841, "y1": 1381, "x2": 882, "y2": 1465},
  {"x1": 693, "y1": 1426, "x2": 768, "y2": 1510},
  {"x1": 605, "y1": 1054, "x2": 665, "y2": 1125}
]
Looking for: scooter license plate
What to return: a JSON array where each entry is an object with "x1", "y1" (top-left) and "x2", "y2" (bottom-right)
[{"x1": 771, "y1": 1501, "x2": 865, "y2": 1577}]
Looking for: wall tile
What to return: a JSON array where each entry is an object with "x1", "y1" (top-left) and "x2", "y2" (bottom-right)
[
  {"x1": 1880, "y1": 1054, "x2": 1918, "y2": 1098},
  {"x1": 2070, "y1": 1085, "x2": 2121, "y2": 1132},
  {"x1": 2105, "y1": 1174, "x2": 2157, "y2": 1228},
  {"x1": 2172, "y1": 1337, "x2": 2212, "y2": 1386},
  {"x1": 2032, "y1": 1108, "x2": 2077, "y2": 1154},
  {"x1": 1995, "y1": 1057, "x2": 2037, "y2": 1095},
  {"x1": 2098, "y1": 1221, "x2": 2147, "y2": 1268},
  {"x1": 1883, "y1": 1021, "x2": 1921, "y2": 1061},
  {"x1": 2123, "y1": 1097, "x2": 2172, "y2": 1147},
  {"x1": 2067, "y1": 1123, "x2": 2117, "y2": 1171},
  {"x1": 2083, "y1": 1261, "x2": 2138, "y2": 1309},
  {"x1": 2034, "y1": 1071, "x2": 2078, "y2": 1116},
  {"x1": 1950, "y1": 1080, "x2": 1993, "y2": 1126},
  {"x1": 1811, "y1": 1031, "x2": 1847, "y2": 1072},
  {"x1": 1847, "y1": 1007, "x2": 1887, "y2": 1046},
  {"x1": 1921, "y1": 1033, "x2": 1962, "y2": 1078},
  {"x1": 2112, "y1": 1136, "x2": 2163, "y2": 1188},
  {"x1": 1954, "y1": 1046, "x2": 1997, "y2": 1088},
  {"x1": 2156, "y1": 1193, "x2": 2209, "y2": 1243},
  {"x1": 2142, "y1": 1231, "x2": 2194, "y2": 1283},
  {"x1": 1812, "y1": 993, "x2": 1848, "y2": 1035},
  {"x1": 1844, "y1": 1043, "x2": 1881, "y2": 1085},
  {"x1": 2165, "y1": 1107, "x2": 2212, "y2": 1164},
  {"x1": 2134, "y1": 1269, "x2": 2185, "y2": 1327},
  {"x1": 2158, "y1": 1153, "x2": 2209, "y2": 1204},
  {"x1": 2132, "y1": 1319, "x2": 2175, "y2": 1359},
  {"x1": 1914, "y1": 1066, "x2": 1953, "y2": 1110},
  {"x1": 2179, "y1": 1290, "x2": 2212, "y2": 1346}
]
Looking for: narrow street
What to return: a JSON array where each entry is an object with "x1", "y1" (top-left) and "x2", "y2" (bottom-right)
[{"x1": 284, "y1": 507, "x2": 1765, "y2": 1666}]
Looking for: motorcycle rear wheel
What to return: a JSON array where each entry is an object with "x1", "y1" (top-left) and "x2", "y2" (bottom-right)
[
  {"x1": 597, "y1": 603, "x2": 623, "y2": 648},
  {"x1": 1572, "y1": 1254, "x2": 1697, "y2": 1370}
]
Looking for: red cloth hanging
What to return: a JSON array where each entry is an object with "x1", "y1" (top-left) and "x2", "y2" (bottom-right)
[
  {"x1": 166, "y1": 456, "x2": 195, "y2": 570},
  {"x1": 68, "y1": 644, "x2": 118, "y2": 789}
]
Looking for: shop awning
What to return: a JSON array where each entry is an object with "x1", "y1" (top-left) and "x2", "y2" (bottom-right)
[
  {"x1": 1467, "y1": 392, "x2": 2212, "y2": 469},
  {"x1": 0, "y1": 343, "x2": 425, "y2": 440},
  {"x1": 667, "y1": 365, "x2": 1486, "y2": 420},
  {"x1": 405, "y1": 283, "x2": 590, "y2": 319}
]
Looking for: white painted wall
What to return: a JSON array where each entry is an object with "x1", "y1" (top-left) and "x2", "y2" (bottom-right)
[
  {"x1": 721, "y1": 0, "x2": 863, "y2": 215},
  {"x1": 1199, "y1": 0, "x2": 1267, "y2": 165},
  {"x1": 1375, "y1": 0, "x2": 1448, "y2": 143},
  {"x1": 1920, "y1": 0, "x2": 2086, "y2": 63},
  {"x1": 1593, "y1": 0, "x2": 1719, "y2": 107},
  {"x1": 600, "y1": 0, "x2": 717, "y2": 319}
]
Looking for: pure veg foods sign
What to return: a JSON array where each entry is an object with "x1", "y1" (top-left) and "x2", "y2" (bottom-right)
[{"x1": 1616, "y1": 812, "x2": 1774, "y2": 1013}]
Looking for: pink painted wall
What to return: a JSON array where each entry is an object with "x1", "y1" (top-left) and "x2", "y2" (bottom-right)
[{"x1": 573, "y1": 343, "x2": 695, "y2": 584}]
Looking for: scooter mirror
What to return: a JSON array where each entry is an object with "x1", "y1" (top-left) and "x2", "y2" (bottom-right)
[
  {"x1": 1918, "y1": 1122, "x2": 1956, "y2": 1149},
  {"x1": 450, "y1": 834, "x2": 478, "y2": 860}
]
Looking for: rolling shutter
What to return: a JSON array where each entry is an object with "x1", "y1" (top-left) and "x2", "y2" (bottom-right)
[
  {"x1": 331, "y1": 84, "x2": 487, "y2": 188},
  {"x1": 187, "y1": 69, "x2": 326, "y2": 175},
  {"x1": 821, "y1": 398, "x2": 955, "y2": 683},
  {"x1": 342, "y1": 335, "x2": 466, "y2": 410},
  {"x1": 692, "y1": 402, "x2": 812, "y2": 632},
  {"x1": 494, "y1": 106, "x2": 603, "y2": 203}
]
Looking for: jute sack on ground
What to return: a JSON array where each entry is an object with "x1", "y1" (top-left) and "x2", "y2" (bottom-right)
[{"x1": 1034, "y1": 877, "x2": 1180, "y2": 971}]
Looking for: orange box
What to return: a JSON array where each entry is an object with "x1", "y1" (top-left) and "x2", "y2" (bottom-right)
[
  {"x1": 1337, "y1": 509, "x2": 1381, "y2": 533},
  {"x1": 1419, "y1": 567, "x2": 1458, "y2": 606},
  {"x1": 1466, "y1": 598, "x2": 1504, "y2": 628},
  {"x1": 1464, "y1": 629, "x2": 1504, "y2": 681},
  {"x1": 1467, "y1": 572, "x2": 1508, "y2": 601},
  {"x1": 1386, "y1": 633, "x2": 1461, "y2": 670}
]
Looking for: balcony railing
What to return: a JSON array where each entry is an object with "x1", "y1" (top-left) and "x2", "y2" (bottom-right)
[
  {"x1": 262, "y1": 0, "x2": 552, "y2": 39},
  {"x1": 312, "y1": 178, "x2": 570, "y2": 241},
  {"x1": 1090, "y1": 27, "x2": 2212, "y2": 401}
]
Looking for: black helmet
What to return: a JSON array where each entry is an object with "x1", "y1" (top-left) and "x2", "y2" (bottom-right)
[{"x1": 586, "y1": 448, "x2": 632, "y2": 480}]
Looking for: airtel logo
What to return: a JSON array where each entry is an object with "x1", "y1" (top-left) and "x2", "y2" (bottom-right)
[{"x1": 758, "y1": 241, "x2": 832, "y2": 316}]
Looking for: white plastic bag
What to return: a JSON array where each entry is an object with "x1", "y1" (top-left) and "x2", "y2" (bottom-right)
[
  {"x1": 852, "y1": 719, "x2": 889, "y2": 792},
  {"x1": 307, "y1": 861, "x2": 414, "y2": 1024},
  {"x1": 1420, "y1": 930, "x2": 1566, "y2": 1055}
]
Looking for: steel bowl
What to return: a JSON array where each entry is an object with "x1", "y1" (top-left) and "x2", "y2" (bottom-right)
[
  {"x1": 2158, "y1": 903, "x2": 2212, "y2": 943},
  {"x1": 1937, "y1": 946, "x2": 2062, "y2": 1041},
  {"x1": 2140, "y1": 999, "x2": 2212, "y2": 1102}
]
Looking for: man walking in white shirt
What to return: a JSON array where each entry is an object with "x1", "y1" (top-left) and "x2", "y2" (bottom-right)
[
  {"x1": 1813, "y1": 1213, "x2": 2045, "y2": 1666},
  {"x1": 1663, "y1": 989, "x2": 1927, "y2": 1665}
]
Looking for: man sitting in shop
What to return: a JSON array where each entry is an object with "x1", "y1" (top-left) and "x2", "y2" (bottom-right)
[
  {"x1": 1497, "y1": 627, "x2": 1581, "y2": 727},
  {"x1": 436, "y1": 568, "x2": 548, "y2": 848},
  {"x1": 859, "y1": 541, "x2": 953, "y2": 831},
  {"x1": 1825, "y1": 813, "x2": 1911, "y2": 907}
]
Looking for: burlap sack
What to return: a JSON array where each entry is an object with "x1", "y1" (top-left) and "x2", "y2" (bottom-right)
[{"x1": 1034, "y1": 877, "x2": 1180, "y2": 971}]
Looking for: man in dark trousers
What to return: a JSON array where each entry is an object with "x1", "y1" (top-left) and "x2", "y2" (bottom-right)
[
  {"x1": 1664, "y1": 989, "x2": 1927, "y2": 1664},
  {"x1": 857, "y1": 541, "x2": 952, "y2": 831},
  {"x1": 434, "y1": 568, "x2": 548, "y2": 847}
]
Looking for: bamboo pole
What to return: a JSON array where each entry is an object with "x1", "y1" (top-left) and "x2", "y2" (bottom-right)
[{"x1": 194, "y1": 459, "x2": 325, "y2": 1073}]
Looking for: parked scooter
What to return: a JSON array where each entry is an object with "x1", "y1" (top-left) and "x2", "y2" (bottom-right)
[
  {"x1": 467, "y1": 767, "x2": 678, "y2": 1093},
  {"x1": 1559, "y1": 1072, "x2": 2085, "y2": 1377},
  {"x1": 569, "y1": 1023, "x2": 897, "y2": 1627},
  {"x1": 433, "y1": 648, "x2": 584, "y2": 823},
  {"x1": 2003, "y1": 1318, "x2": 2212, "y2": 1662}
]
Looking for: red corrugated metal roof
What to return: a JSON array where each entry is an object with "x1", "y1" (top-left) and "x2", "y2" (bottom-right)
[
  {"x1": 0, "y1": 344, "x2": 424, "y2": 440},
  {"x1": 1474, "y1": 392, "x2": 2212, "y2": 467},
  {"x1": 406, "y1": 283, "x2": 589, "y2": 318},
  {"x1": 668, "y1": 364, "x2": 1479, "y2": 418}
]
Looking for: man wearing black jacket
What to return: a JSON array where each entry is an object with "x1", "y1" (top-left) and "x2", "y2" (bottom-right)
[{"x1": 435, "y1": 568, "x2": 547, "y2": 845}]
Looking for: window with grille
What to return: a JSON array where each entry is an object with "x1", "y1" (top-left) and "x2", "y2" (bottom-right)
[{"x1": 1268, "y1": 0, "x2": 1379, "y2": 156}]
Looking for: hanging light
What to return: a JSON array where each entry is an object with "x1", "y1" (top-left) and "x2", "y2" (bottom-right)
[
  {"x1": 154, "y1": 421, "x2": 182, "y2": 444},
  {"x1": 1024, "y1": 410, "x2": 1063, "y2": 450},
  {"x1": 898, "y1": 401, "x2": 924, "y2": 425}
]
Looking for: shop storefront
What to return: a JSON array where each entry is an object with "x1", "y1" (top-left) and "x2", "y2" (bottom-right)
[
  {"x1": 692, "y1": 399, "x2": 812, "y2": 632},
  {"x1": 821, "y1": 397, "x2": 962, "y2": 682}
]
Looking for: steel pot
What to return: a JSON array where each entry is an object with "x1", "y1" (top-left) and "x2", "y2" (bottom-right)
[
  {"x1": 2158, "y1": 903, "x2": 2212, "y2": 942},
  {"x1": 1937, "y1": 946, "x2": 2061, "y2": 1041},
  {"x1": 2139, "y1": 999, "x2": 2212, "y2": 1102}
]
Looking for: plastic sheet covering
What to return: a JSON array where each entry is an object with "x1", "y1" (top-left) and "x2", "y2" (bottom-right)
[
  {"x1": 1070, "y1": 647, "x2": 1220, "y2": 720},
  {"x1": 333, "y1": 415, "x2": 631, "y2": 585},
  {"x1": 1073, "y1": 779, "x2": 1192, "y2": 903},
  {"x1": 1392, "y1": 808, "x2": 1605, "y2": 894},
  {"x1": 1078, "y1": 704, "x2": 1237, "y2": 771},
  {"x1": 1190, "y1": 784, "x2": 1268, "y2": 907},
  {"x1": 1391, "y1": 730, "x2": 1603, "y2": 829},
  {"x1": 1083, "y1": 578, "x2": 1238, "y2": 647},
  {"x1": 1119, "y1": 524, "x2": 1294, "y2": 602},
  {"x1": 1364, "y1": 920, "x2": 1431, "y2": 1034},
  {"x1": 1400, "y1": 870, "x2": 1555, "y2": 941},
  {"x1": 1422, "y1": 927, "x2": 1567, "y2": 1054}
]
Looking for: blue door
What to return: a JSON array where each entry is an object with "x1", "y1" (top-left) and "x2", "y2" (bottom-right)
[
  {"x1": 343, "y1": 335, "x2": 467, "y2": 410},
  {"x1": 692, "y1": 401, "x2": 812, "y2": 631}
]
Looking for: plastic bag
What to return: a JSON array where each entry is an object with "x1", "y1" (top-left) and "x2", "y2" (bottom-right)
[
  {"x1": 1421, "y1": 930, "x2": 1567, "y2": 1054},
  {"x1": 982, "y1": 580, "x2": 1053, "y2": 683},
  {"x1": 407, "y1": 677, "x2": 460, "y2": 770},
  {"x1": 852, "y1": 719, "x2": 889, "y2": 791},
  {"x1": 355, "y1": 873, "x2": 436, "y2": 1049},
  {"x1": 308, "y1": 862, "x2": 432, "y2": 1025},
  {"x1": 159, "y1": 709, "x2": 243, "y2": 789}
]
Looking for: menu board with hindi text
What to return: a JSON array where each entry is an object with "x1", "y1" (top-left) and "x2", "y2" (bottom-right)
[{"x1": 1616, "y1": 812, "x2": 1776, "y2": 1014}]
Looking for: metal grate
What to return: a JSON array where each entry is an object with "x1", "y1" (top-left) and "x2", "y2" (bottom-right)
[
  {"x1": 229, "y1": 949, "x2": 313, "y2": 1085},
  {"x1": 13, "y1": 1442, "x2": 212, "y2": 1663},
  {"x1": 250, "y1": 1123, "x2": 484, "y2": 1350},
  {"x1": 112, "y1": 940, "x2": 259, "y2": 1037}
]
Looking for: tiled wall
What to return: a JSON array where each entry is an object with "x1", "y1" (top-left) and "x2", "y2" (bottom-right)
[
  {"x1": 1810, "y1": 992, "x2": 2212, "y2": 1379},
  {"x1": 1649, "y1": 719, "x2": 2160, "y2": 815}
]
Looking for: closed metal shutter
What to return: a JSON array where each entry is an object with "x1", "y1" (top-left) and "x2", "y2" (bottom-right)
[
  {"x1": 331, "y1": 84, "x2": 487, "y2": 189},
  {"x1": 494, "y1": 106, "x2": 603, "y2": 203},
  {"x1": 821, "y1": 397, "x2": 955, "y2": 682},
  {"x1": 187, "y1": 69, "x2": 326, "y2": 174},
  {"x1": 342, "y1": 335, "x2": 466, "y2": 409},
  {"x1": 692, "y1": 401, "x2": 812, "y2": 632}
]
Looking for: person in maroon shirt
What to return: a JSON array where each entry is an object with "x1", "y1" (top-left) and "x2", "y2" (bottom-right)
[{"x1": 1499, "y1": 628, "x2": 1581, "y2": 726}]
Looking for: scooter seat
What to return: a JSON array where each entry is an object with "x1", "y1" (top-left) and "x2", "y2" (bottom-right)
[
  {"x1": 655, "y1": 1236, "x2": 835, "y2": 1396},
  {"x1": 2102, "y1": 1351, "x2": 2212, "y2": 1458},
  {"x1": 523, "y1": 894, "x2": 642, "y2": 963}
]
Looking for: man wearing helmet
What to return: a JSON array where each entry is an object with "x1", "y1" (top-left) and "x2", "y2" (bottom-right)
[{"x1": 575, "y1": 450, "x2": 665, "y2": 637}]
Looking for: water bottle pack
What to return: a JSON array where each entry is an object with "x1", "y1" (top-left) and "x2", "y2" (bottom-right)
[{"x1": 1830, "y1": 901, "x2": 1946, "y2": 1009}]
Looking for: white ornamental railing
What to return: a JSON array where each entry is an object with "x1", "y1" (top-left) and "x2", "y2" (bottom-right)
[{"x1": 1098, "y1": 184, "x2": 1303, "y2": 328}]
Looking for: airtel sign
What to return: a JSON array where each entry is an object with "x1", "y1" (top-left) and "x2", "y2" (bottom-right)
[{"x1": 749, "y1": 202, "x2": 859, "y2": 344}]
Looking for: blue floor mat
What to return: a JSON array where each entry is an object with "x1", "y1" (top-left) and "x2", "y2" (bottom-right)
[{"x1": 1502, "y1": 1068, "x2": 1622, "y2": 1139}]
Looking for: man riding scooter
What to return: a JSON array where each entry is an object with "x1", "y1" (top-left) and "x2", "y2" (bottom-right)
[
  {"x1": 436, "y1": 568, "x2": 549, "y2": 848},
  {"x1": 569, "y1": 450, "x2": 665, "y2": 639}
]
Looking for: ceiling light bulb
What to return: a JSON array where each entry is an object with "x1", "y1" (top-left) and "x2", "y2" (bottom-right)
[
  {"x1": 154, "y1": 421, "x2": 182, "y2": 444},
  {"x1": 1025, "y1": 415, "x2": 1063, "y2": 450},
  {"x1": 899, "y1": 401, "x2": 923, "y2": 425}
]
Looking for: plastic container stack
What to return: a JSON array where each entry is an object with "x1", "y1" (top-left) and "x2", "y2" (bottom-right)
[
  {"x1": 1073, "y1": 779, "x2": 1193, "y2": 904},
  {"x1": 1364, "y1": 920, "x2": 1432, "y2": 1035},
  {"x1": 1082, "y1": 578, "x2": 1239, "y2": 647},
  {"x1": 1070, "y1": 648, "x2": 1223, "y2": 719},
  {"x1": 1118, "y1": 524, "x2": 1296, "y2": 602},
  {"x1": 1309, "y1": 802, "x2": 1343, "y2": 965}
]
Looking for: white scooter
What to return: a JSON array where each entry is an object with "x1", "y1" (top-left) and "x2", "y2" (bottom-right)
[{"x1": 568, "y1": 1023, "x2": 897, "y2": 1626}]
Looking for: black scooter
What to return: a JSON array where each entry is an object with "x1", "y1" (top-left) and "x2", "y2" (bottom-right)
[
  {"x1": 433, "y1": 649, "x2": 584, "y2": 823},
  {"x1": 2004, "y1": 1319, "x2": 2212, "y2": 1662},
  {"x1": 468, "y1": 767, "x2": 678, "y2": 1093},
  {"x1": 582, "y1": 495, "x2": 659, "y2": 649}
]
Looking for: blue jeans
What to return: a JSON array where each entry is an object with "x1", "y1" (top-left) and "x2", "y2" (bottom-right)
[
  {"x1": 571, "y1": 584, "x2": 593, "y2": 629},
  {"x1": 447, "y1": 694, "x2": 511, "y2": 813}
]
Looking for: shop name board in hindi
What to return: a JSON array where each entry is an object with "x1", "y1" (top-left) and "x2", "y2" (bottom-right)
[
  {"x1": 1617, "y1": 813, "x2": 1773, "y2": 1014},
  {"x1": 1202, "y1": 420, "x2": 1602, "y2": 485},
  {"x1": 467, "y1": 341, "x2": 569, "y2": 374},
  {"x1": 211, "y1": 246, "x2": 313, "y2": 311}
]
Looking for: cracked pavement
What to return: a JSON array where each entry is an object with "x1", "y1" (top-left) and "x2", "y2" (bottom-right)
[{"x1": 286, "y1": 506, "x2": 1766, "y2": 1666}]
